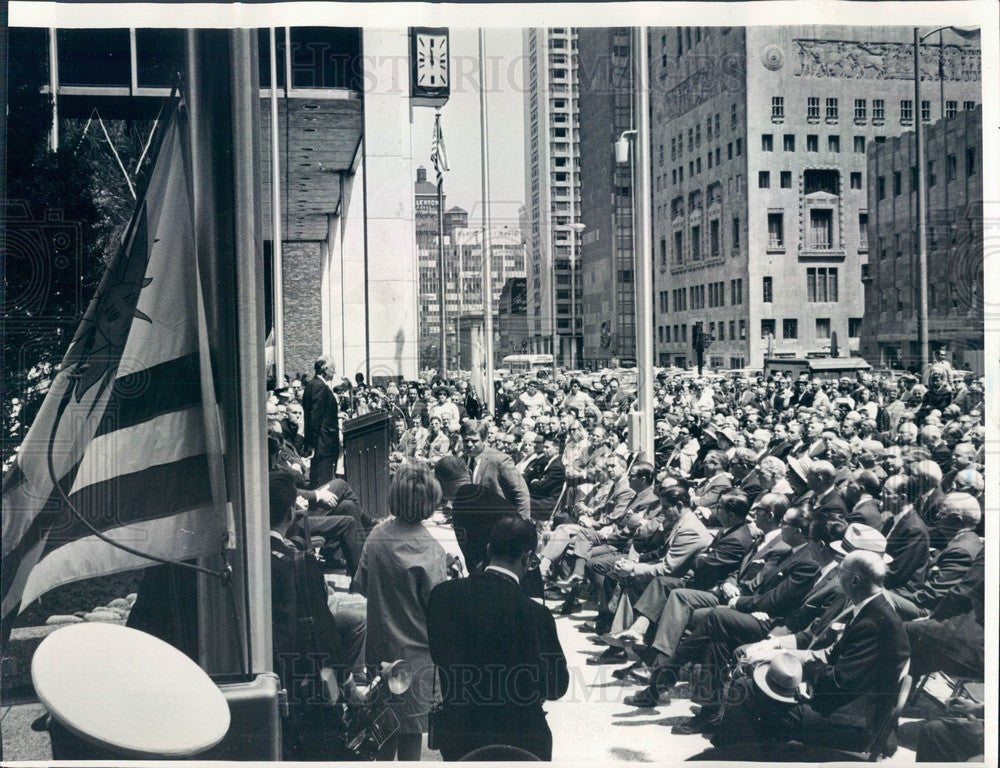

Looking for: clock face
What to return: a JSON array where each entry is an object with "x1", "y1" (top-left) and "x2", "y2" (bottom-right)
[{"x1": 416, "y1": 34, "x2": 449, "y2": 88}]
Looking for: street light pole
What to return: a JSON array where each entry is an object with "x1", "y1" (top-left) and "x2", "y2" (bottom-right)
[
  {"x1": 914, "y1": 27, "x2": 930, "y2": 374},
  {"x1": 478, "y1": 28, "x2": 496, "y2": 414}
]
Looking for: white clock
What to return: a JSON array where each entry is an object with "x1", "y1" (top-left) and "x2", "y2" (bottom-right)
[{"x1": 411, "y1": 27, "x2": 450, "y2": 107}]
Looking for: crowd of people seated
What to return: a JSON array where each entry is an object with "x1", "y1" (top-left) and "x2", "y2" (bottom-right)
[{"x1": 262, "y1": 355, "x2": 985, "y2": 761}]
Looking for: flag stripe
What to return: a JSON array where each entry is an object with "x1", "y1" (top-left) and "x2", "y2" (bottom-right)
[
  {"x1": 71, "y1": 407, "x2": 206, "y2": 496},
  {"x1": 93, "y1": 353, "x2": 202, "y2": 439},
  {"x1": 19, "y1": 505, "x2": 228, "y2": 611}
]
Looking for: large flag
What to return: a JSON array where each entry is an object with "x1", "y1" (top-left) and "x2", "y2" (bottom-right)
[
  {"x1": 430, "y1": 111, "x2": 449, "y2": 186},
  {"x1": 469, "y1": 324, "x2": 487, "y2": 404},
  {"x1": 2, "y1": 107, "x2": 232, "y2": 621}
]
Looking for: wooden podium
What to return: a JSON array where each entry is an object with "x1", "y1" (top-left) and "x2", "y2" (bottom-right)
[{"x1": 342, "y1": 411, "x2": 392, "y2": 521}]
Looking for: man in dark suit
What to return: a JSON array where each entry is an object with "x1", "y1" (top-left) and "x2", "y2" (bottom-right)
[
  {"x1": 912, "y1": 460, "x2": 948, "y2": 549},
  {"x1": 528, "y1": 437, "x2": 566, "y2": 518},
  {"x1": 844, "y1": 471, "x2": 885, "y2": 529},
  {"x1": 426, "y1": 517, "x2": 569, "y2": 761},
  {"x1": 880, "y1": 473, "x2": 931, "y2": 591},
  {"x1": 804, "y1": 460, "x2": 848, "y2": 519},
  {"x1": 449, "y1": 484, "x2": 518, "y2": 575},
  {"x1": 302, "y1": 356, "x2": 340, "y2": 489},
  {"x1": 461, "y1": 420, "x2": 531, "y2": 519}
]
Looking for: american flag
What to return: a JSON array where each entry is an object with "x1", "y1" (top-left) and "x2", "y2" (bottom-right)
[
  {"x1": 430, "y1": 112, "x2": 449, "y2": 186},
  {"x1": 2, "y1": 106, "x2": 232, "y2": 621}
]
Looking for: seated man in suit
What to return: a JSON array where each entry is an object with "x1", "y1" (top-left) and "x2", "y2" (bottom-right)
[
  {"x1": 527, "y1": 436, "x2": 566, "y2": 519},
  {"x1": 843, "y1": 471, "x2": 884, "y2": 529},
  {"x1": 804, "y1": 460, "x2": 848, "y2": 519},
  {"x1": 715, "y1": 550, "x2": 910, "y2": 753},
  {"x1": 690, "y1": 450, "x2": 734, "y2": 522},
  {"x1": 881, "y1": 473, "x2": 931, "y2": 591},
  {"x1": 426, "y1": 517, "x2": 569, "y2": 761}
]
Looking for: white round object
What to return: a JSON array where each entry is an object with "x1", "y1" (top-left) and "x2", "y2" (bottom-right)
[{"x1": 32, "y1": 623, "x2": 230, "y2": 757}]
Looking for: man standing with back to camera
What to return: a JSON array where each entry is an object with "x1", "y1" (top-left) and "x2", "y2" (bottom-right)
[
  {"x1": 303, "y1": 356, "x2": 340, "y2": 488},
  {"x1": 426, "y1": 517, "x2": 569, "y2": 760}
]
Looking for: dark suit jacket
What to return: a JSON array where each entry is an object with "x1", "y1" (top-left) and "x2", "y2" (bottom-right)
[
  {"x1": 883, "y1": 509, "x2": 931, "y2": 591},
  {"x1": 805, "y1": 594, "x2": 910, "y2": 735},
  {"x1": 733, "y1": 545, "x2": 820, "y2": 618},
  {"x1": 781, "y1": 565, "x2": 843, "y2": 634},
  {"x1": 687, "y1": 523, "x2": 757, "y2": 591},
  {"x1": 847, "y1": 498, "x2": 884, "y2": 529},
  {"x1": 426, "y1": 571, "x2": 569, "y2": 759},
  {"x1": 932, "y1": 546, "x2": 985, "y2": 622},
  {"x1": 726, "y1": 533, "x2": 790, "y2": 586},
  {"x1": 302, "y1": 375, "x2": 339, "y2": 458},
  {"x1": 896, "y1": 529, "x2": 984, "y2": 611},
  {"x1": 528, "y1": 457, "x2": 565, "y2": 501},
  {"x1": 810, "y1": 486, "x2": 849, "y2": 519},
  {"x1": 472, "y1": 447, "x2": 531, "y2": 519},
  {"x1": 521, "y1": 453, "x2": 548, "y2": 486}
]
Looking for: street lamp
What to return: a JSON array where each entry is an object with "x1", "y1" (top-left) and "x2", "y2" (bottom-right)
[
  {"x1": 568, "y1": 222, "x2": 586, "y2": 370},
  {"x1": 913, "y1": 26, "x2": 979, "y2": 375}
]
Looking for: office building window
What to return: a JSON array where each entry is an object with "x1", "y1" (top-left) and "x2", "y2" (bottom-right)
[
  {"x1": 679, "y1": 166, "x2": 683, "y2": 182},
  {"x1": 928, "y1": 160, "x2": 936, "y2": 187},
  {"x1": 872, "y1": 99, "x2": 885, "y2": 122},
  {"x1": 727, "y1": 142, "x2": 733, "y2": 160},
  {"x1": 828, "y1": 135, "x2": 840, "y2": 153},
  {"x1": 806, "y1": 134, "x2": 819, "y2": 152},
  {"x1": 946, "y1": 100, "x2": 957, "y2": 119},
  {"x1": 763, "y1": 276, "x2": 773, "y2": 303},
  {"x1": 672, "y1": 169, "x2": 677, "y2": 185},
  {"x1": 826, "y1": 98, "x2": 838, "y2": 120},
  {"x1": 731, "y1": 217, "x2": 740, "y2": 251},
  {"x1": 780, "y1": 171, "x2": 792, "y2": 188},
  {"x1": 665, "y1": 326, "x2": 671, "y2": 342},
  {"x1": 893, "y1": 171, "x2": 902, "y2": 196},
  {"x1": 706, "y1": 117, "x2": 713, "y2": 140},
  {"x1": 850, "y1": 172, "x2": 862, "y2": 189},
  {"x1": 782, "y1": 319, "x2": 798, "y2": 339},
  {"x1": 736, "y1": 138, "x2": 742, "y2": 155},
  {"x1": 729, "y1": 320, "x2": 736, "y2": 340},
  {"x1": 695, "y1": 124, "x2": 701, "y2": 147},
  {"x1": 762, "y1": 134, "x2": 774, "y2": 151},
  {"x1": 717, "y1": 323, "x2": 724, "y2": 341},
  {"x1": 921, "y1": 100, "x2": 931, "y2": 122},
  {"x1": 772, "y1": 96, "x2": 784, "y2": 120},
  {"x1": 808, "y1": 209, "x2": 834, "y2": 250},
  {"x1": 900, "y1": 99, "x2": 913, "y2": 123},
  {"x1": 858, "y1": 212, "x2": 868, "y2": 250},
  {"x1": 671, "y1": 137, "x2": 677, "y2": 160},
  {"x1": 946, "y1": 154, "x2": 957, "y2": 181},
  {"x1": 715, "y1": 147, "x2": 721, "y2": 165},
  {"x1": 848, "y1": 318, "x2": 862, "y2": 338},
  {"x1": 815, "y1": 318, "x2": 831, "y2": 339},
  {"x1": 783, "y1": 134, "x2": 795, "y2": 151},
  {"x1": 767, "y1": 211, "x2": 784, "y2": 249},
  {"x1": 761, "y1": 319, "x2": 776, "y2": 338},
  {"x1": 696, "y1": 157, "x2": 702, "y2": 174},
  {"x1": 963, "y1": 100, "x2": 975, "y2": 111},
  {"x1": 674, "y1": 230, "x2": 683, "y2": 263},
  {"x1": 853, "y1": 135, "x2": 866, "y2": 154},
  {"x1": 807, "y1": 96, "x2": 820, "y2": 121},
  {"x1": 731, "y1": 103, "x2": 738, "y2": 128},
  {"x1": 807, "y1": 266, "x2": 839, "y2": 302},
  {"x1": 966, "y1": 147, "x2": 976, "y2": 177},
  {"x1": 715, "y1": 113, "x2": 720, "y2": 135},
  {"x1": 854, "y1": 99, "x2": 866, "y2": 121},
  {"x1": 688, "y1": 128, "x2": 694, "y2": 152},
  {"x1": 710, "y1": 219, "x2": 720, "y2": 258},
  {"x1": 691, "y1": 224, "x2": 701, "y2": 261},
  {"x1": 739, "y1": 319, "x2": 747, "y2": 340},
  {"x1": 758, "y1": 171, "x2": 770, "y2": 188},
  {"x1": 730, "y1": 278, "x2": 743, "y2": 305},
  {"x1": 877, "y1": 176, "x2": 886, "y2": 200}
]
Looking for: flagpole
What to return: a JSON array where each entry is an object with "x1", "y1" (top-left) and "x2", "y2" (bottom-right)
[
  {"x1": 478, "y1": 29, "x2": 496, "y2": 415},
  {"x1": 436, "y1": 110, "x2": 448, "y2": 379},
  {"x1": 268, "y1": 28, "x2": 285, "y2": 388}
]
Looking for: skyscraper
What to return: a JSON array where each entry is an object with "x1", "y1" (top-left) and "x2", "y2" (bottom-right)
[{"x1": 522, "y1": 27, "x2": 582, "y2": 365}]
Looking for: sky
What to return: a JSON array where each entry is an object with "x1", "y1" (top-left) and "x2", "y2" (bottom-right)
[{"x1": 410, "y1": 28, "x2": 526, "y2": 227}]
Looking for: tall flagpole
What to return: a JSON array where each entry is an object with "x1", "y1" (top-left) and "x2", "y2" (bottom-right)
[
  {"x1": 436, "y1": 110, "x2": 448, "y2": 379},
  {"x1": 268, "y1": 28, "x2": 285, "y2": 387},
  {"x1": 633, "y1": 26, "x2": 654, "y2": 461},
  {"x1": 479, "y1": 28, "x2": 495, "y2": 415}
]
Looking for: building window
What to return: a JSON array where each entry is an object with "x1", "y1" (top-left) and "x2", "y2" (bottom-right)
[
  {"x1": 706, "y1": 117, "x2": 713, "y2": 140},
  {"x1": 691, "y1": 224, "x2": 701, "y2": 261},
  {"x1": 928, "y1": 160, "x2": 936, "y2": 187},
  {"x1": 877, "y1": 176, "x2": 886, "y2": 200},
  {"x1": 782, "y1": 319, "x2": 798, "y2": 339},
  {"x1": 946, "y1": 100, "x2": 957, "y2": 119},
  {"x1": 731, "y1": 278, "x2": 743, "y2": 305},
  {"x1": 695, "y1": 124, "x2": 702, "y2": 147},
  {"x1": 780, "y1": 171, "x2": 792, "y2": 188},
  {"x1": 808, "y1": 209, "x2": 834, "y2": 250},
  {"x1": 815, "y1": 318, "x2": 831, "y2": 339},
  {"x1": 696, "y1": 157, "x2": 702, "y2": 174},
  {"x1": 783, "y1": 134, "x2": 795, "y2": 151},
  {"x1": 807, "y1": 266, "x2": 839, "y2": 302},
  {"x1": 806, "y1": 134, "x2": 819, "y2": 152},
  {"x1": 727, "y1": 142, "x2": 733, "y2": 160},
  {"x1": 671, "y1": 137, "x2": 677, "y2": 160},
  {"x1": 736, "y1": 138, "x2": 742, "y2": 156},
  {"x1": 710, "y1": 219, "x2": 720, "y2": 258},
  {"x1": 807, "y1": 96, "x2": 820, "y2": 121},
  {"x1": 761, "y1": 319, "x2": 776, "y2": 338},
  {"x1": 674, "y1": 230, "x2": 684, "y2": 263},
  {"x1": 672, "y1": 168, "x2": 677, "y2": 185},
  {"x1": 731, "y1": 103, "x2": 738, "y2": 128},
  {"x1": 893, "y1": 171, "x2": 902, "y2": 196},
  {"x1": 858, "y1": 212, "x2": 868, "y2": 250},
  {"x1": 708, "y1": 151, "x2": 713, "y2": 169},
  {"x1": 762, "y1": 134, "x2": 774, "y2": 151},
  {"x1": 763, "y1": 276, "x2": 773, "y2": 303},
  {"x1": 689, "y1": 161, "x2": 694, "y2": 176},
  {"x1": 966, "y1": 147, "x2": 976, "y2": 177},
  {"x1": 729, "y1": 320, "x2": 736, "y2": 339},
  {"x1": 828, "y1": 135, "x2": 840, "y2": 153},
  {"x1": 715, "y1": 147, "x2": 721, "y2": 165},
  {"x1": 688, "y1": 128, "x2": 694, "y2": 152},
  {"x1": 946, "y1": 154, "x2": 957, "y2": 181},
  {"x1": 853, "y1": 136, "x2": 866, "y2": 154},
  {"x1": 731, "y1": 217, "x2": 740, "y2": 251},
  {"x1": 758, "y1": 171, "x2": 770, "y2": 189},
  {"x1": 921, "y1": 100, "x2": 931, "y2": 122},
  {"x1": 872, "y1": 99, "x2": 885, "y2": 122},
  {"x1": 825, "y1": 98, "x2": 839, "y2": 121},
  {"x1": 767, "y1": 211, "x2": 784, "y2": 249},
  {"x1": 659, "y1": 238, "x2": 668, "y2": 270},
  {"x1": 963, "y1": 100, "x2": 975, "y2": 111},
  {"x1": 715, "y1": 113, "x2": 720, "y2": 135},
  {"x1": 739, "y1": 319, "x2": 747, "y2": 340},
  {"x1": 716, "y1": 323, "x2": 724, "y2": 341},
  {"x1": 678, "y1": 166, "x2": 683, "y2": 182},
  {"x1": 848, "y1": 317, "x2": 862, "y2": 338},
  {"x1": 854, "y1": 99, "x2": 867, "y2": 122},
  {"x1": 900, "y1": 99, "x2": 913, "y2": 123},
  {"x1": 772, "y1": 96, "x2": 784, "y2": 120},
  {"x1": 850, "y1": 172, "x2": 862, "y2": 189},
  {"x1": 665, "y1": 326, "x2": 671, "y2": 342}
]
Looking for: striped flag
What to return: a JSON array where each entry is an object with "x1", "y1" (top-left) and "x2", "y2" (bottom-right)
[
  {"x1": 430, "y1": 111, "x2": 449, "y2": 186},
  {"x1": 2, "y1": 106, "x2": 232, "y2": 621}
]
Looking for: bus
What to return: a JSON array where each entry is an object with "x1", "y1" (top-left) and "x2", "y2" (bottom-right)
[{"x1": 501, "y1": 354, "x2": 553, "y2": 375}]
